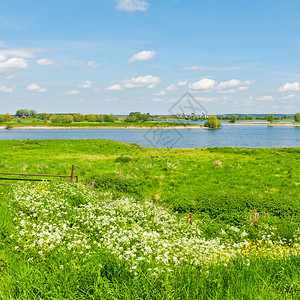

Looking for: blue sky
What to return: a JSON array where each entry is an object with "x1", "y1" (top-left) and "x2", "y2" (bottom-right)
[{"x1": 0, "y1": 0, "x2": 300, "y2": 115}]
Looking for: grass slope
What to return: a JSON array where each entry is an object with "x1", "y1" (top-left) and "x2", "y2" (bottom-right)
[{"x1": 0, "y1": 140, "x2": 299, "y2": 299}]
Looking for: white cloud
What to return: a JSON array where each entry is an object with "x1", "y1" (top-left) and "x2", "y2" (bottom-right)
[
  {"x1": 68, "y1": 90, "x2": 81, "y2": 95},
  {"x1": 87, "y1": 61, "x2": 101, "y2": 68},
  {"x1": 282, "y1": 94, "x2": 296, "y2": 100},
  {"x1": 155, "y1": 90, "x2": 166, "y2": 96},
  {"x1": 189, "y1": 78, "x2": 215, "y2": 90},
  {"x1": 36, "y1": 58, "x2": 53, "y2": 66},
  {"x1": 78, "y1": 80, "x2": 92, "y2": 89},
  {"x1": 166, "y1": 84, "x2": 177, "y2": 91},
  {"x1": 153, "y1": 98, "x2": 164, "y2": 102},
  {"x1": 238, "y1": 86, "x2": 249, "y2": 91},
  {"x1": 218, "y1": 79, "x2": 241, "y2": 89},
  {"x1": 279, "y1": 82, "x2": 300, "y2": 92},
  {"x1": 0, "y1": 85, "x2": 13, "y2": 93},
  {"x1": 107, "y1": 75, "x2": 160, "y2": 91},
  {"x1": 0, "y1": 57, "x2": 28, "y2": 73},
  {"x1": 128, "y1": 50, "x2": 156, "y2": 62},
  {"x1": 184, "y1": 66, "x2": 240, "y2": 71},
  {"x1": 116, "y1": 0, "x2": 149, "y2": 12},
  {"x1": 218, "y1": 79, "x2": 252, "y2": 89},
  {"x1": 122, "y1": 83, "x2": 136, "y2": 89},
  {"x1": 258, "y1": 96, "x2": 274, "y2": 101},
  {"x1": 177, "y1": 81, "x2": 187, "y2": 87},
  {"x1": 27, "y1": 83, "x2": 46, "y2": 93},
  {"x1": 124, "y1": 75, "x2": 160, "y2": 86},
  {"x1": 6, "y1": 75, "x2": 14, "y2": 80},
  {"x1": 106, "y1": 84, "x2": 123, "y2": 91}
]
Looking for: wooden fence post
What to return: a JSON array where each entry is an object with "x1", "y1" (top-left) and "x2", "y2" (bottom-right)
[
  {"x1": 70, "y1": 165, "x2": 75, "y2": 183},
  {"x1": 189, "y1": 212, "x2": 192, "y2": 225}
]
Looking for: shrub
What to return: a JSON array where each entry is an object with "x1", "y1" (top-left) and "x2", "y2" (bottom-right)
[{"x1": 204, "y1": 115, "x2": 221, "y2": 128}]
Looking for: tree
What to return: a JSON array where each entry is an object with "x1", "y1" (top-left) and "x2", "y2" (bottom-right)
[
  {"x1": 50, "y1": 114, "x2": 61, "y2": 123},
  {"x1": 294, "y1": 112, "x2": 300, "y2": 122},
  {"x1": 16, "y1": 109, "x2": 30, "y2": 117},
  {"x1": 266, "y1": 114, "x2": 274, "y2": 123},
  {"x1": 86, "y1": 114, "x2": 96, "y2": 122},
  {"x1": 124, "y1": 116, "x2": 137, "y2": 122},
  {"x1": 29, "y1": 110, "x2": 37, "y2": 117},
  {"x1": 204, "y1": 115, "x2": 221, "y2": 128},
  {"x1": 103, "y1": 114, "x2": 115, "y2": 122},
  {"x1": 229, "y1": 114, "x2": 237, "y2": 123},
  {"x1": 73, "y1": 113, "x2": 84, "y2": 122}
]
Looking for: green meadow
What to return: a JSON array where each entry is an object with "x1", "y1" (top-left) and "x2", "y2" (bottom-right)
[{"x1": 0, "y1": 140, "x2": 299, "y2": 299}]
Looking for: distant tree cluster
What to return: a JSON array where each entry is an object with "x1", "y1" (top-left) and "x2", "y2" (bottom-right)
[
  {"x1": 0, "y1": 113, "x2": 11, "y2": 122},
  {"x1": 50, "y1": 114, "x2": 74, "y2": 123},
  {"x1": 50, "y1": 113, "x2": 117, "y2": 123},
  {"x1": 295, "y1": 112, "x2": 300, "y2": 122},
  {"x1": 16, "y1": 109, "x2": 37, "y2": 117},
  {"x1": 124, "y1": 112, "x2": 150, "y2": 122}
]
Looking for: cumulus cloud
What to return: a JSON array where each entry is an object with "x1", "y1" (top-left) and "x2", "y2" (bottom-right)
[
  {"x1": 189, "y1": 78, "x2": 215, "y2": 90},
  {"x1": 218, "y1": 79, "x2": 252, "y2": 89},
  {"x1": 166, "y1": 84, "x2": 177, "y2": 91},
  {"x1": 282, "y1": 94, "x2": 296, "y2": 100},
  {"x1": 107, "y1": 75, "x2": 160, "y2": 91},
  {"x1": 124, "y1": 75, "x2": 160, "y2": 87},
  {"x1": 279, "y1": 82, "x2": 300, "y2": 92},
  {"x1": 27, "y1": 83, "x2": 46, "y2": 93},
  {"x1": 78, "y1": 80, "x2": 92, "y2": 89},
  {"x1": 123, "y1": 83, "x2": 136, "y2": 89},
  {"x1": 155, "y1": 90, "x2": 166, "y2": 96},
  {"x1": 106, "y1": 84, "x2": 123, "y2": 91},
  {"x1": 36, "y1": 58, "x2": 54, "y2": 66},
  {"x1": 0, "y1": 85, "x2": 13, "y2": 93},
  {"x1": 68, "y1": 90, "x2": 81, "y2": 95},
  {"x1": 128, "y1": 50, "x2": 156, "y2": 62},
  {"x1": 177, "y1": 81, "x2": 187, "y2": 87},
  {"x1": 238, "y1": 86, "x2": 249, "y2": 91},
  {"x1": 184, "y1": 66, "x2": 240, "y2": 71},
  {"x1": 258, "y1": 96, "x2": 274, "y2": 101},
  {"x1": 116, "y1": 0, "x2": 149, "y2": 12},
  {"x1": 0, "y1": 57, "x2": 28, "y2": 73}
]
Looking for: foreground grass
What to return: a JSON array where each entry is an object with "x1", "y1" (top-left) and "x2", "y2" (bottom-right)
[
  {"x1": 0, "y1": 182, "x2": 299, "y2": 299},
  {"x1": 0, "y1": 140, "x2": 299, "y2": 298}
]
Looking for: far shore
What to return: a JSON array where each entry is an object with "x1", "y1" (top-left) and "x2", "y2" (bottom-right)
[
  {"x1": 0, "y1": 122, "x2": 299, "y2": 130},
  {"x1": 224, "y1": 122, "x2": 299, "y2": 127},
  {"x1": 0, "y1": 125, "x2": 204, "y2": 130}
]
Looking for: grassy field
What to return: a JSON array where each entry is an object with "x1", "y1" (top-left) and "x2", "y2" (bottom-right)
[{"x1": 0, "y1": 140, "x2": 299, "y2": 299}]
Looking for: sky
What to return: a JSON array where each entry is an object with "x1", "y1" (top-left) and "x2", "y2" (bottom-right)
[{"x1": 0, "y1": 0, "x2": 300, "y2": 115}]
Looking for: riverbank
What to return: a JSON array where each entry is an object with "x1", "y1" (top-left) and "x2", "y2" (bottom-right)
[
  {"x1": 0, "y1": 125, "x2": 204, "y2": 130},
  {"x1": 224, "y1": 121, "x2": 299, "y2": 127}
]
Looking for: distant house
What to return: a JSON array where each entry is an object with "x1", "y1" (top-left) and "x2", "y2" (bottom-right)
[{"x1": 20, "y1": 113, "x2": 32, "y2": 118}]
